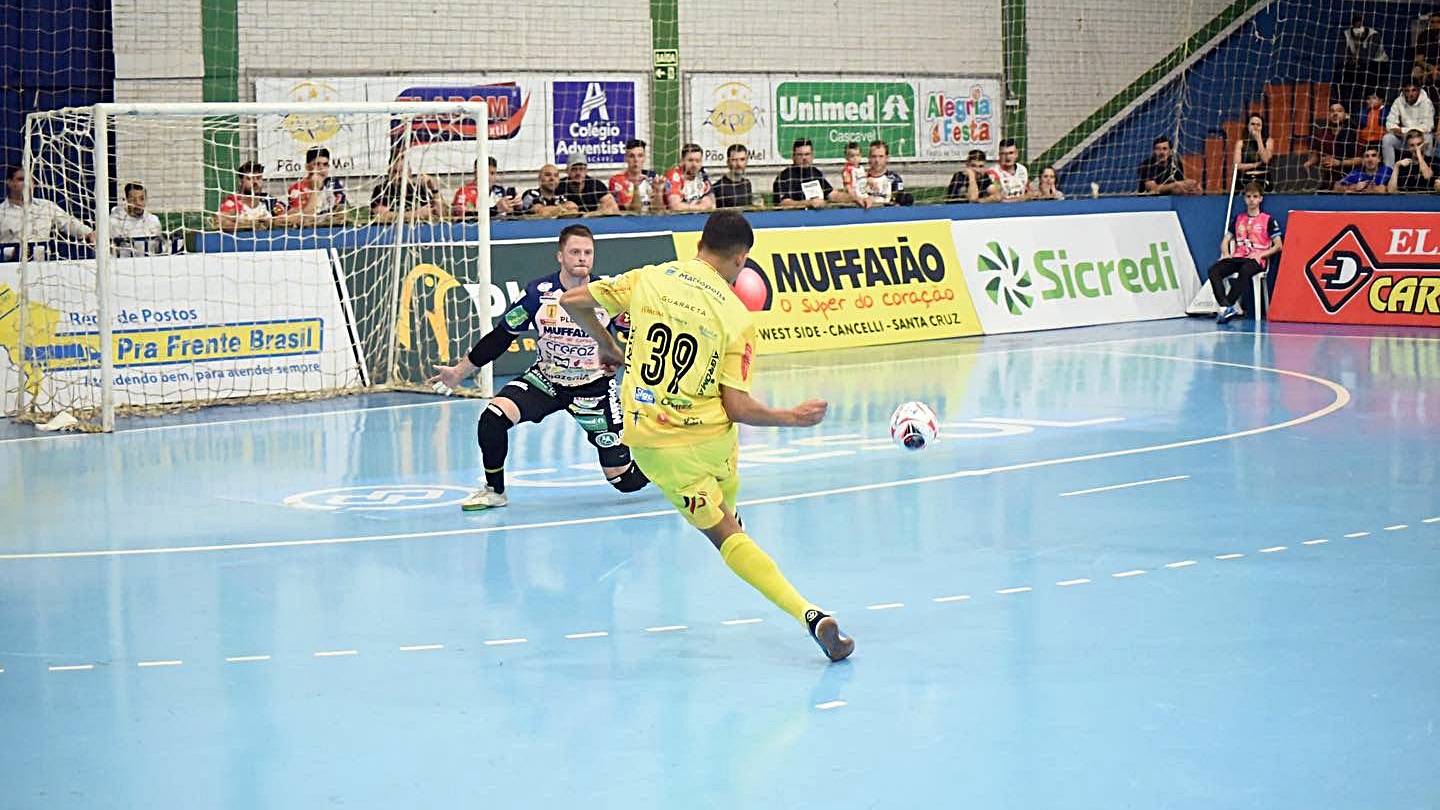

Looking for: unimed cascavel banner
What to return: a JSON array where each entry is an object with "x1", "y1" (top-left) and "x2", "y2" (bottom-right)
[
  {"x1": 1268, "y1": 211, "x2": 1440, "y2": 328},
  {"x1": 673, "y1": 220, "x2": 983, "y2": 354}
]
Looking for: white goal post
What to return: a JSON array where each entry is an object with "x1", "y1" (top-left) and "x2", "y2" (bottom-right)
[{"x1": 9, "y1": 100, "x2": 493, "y2": 432}]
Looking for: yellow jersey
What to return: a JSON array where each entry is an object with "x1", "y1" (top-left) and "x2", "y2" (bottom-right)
[{"x1": 588, "y1": 257, "x2": 757, "y2": 448}]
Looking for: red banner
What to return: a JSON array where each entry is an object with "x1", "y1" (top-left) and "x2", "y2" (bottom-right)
[{"x1": 1268, "y1": 211, "x2": 1440, "y2": 328}]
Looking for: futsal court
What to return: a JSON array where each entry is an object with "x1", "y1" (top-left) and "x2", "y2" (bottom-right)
[{"x1": 2, "y1": 317, "x2": 1438, "y2": 809}]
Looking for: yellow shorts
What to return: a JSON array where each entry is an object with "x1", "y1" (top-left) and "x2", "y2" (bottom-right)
[{"x1": 631, "y1": 433, "x2": 739, "y2": 530}]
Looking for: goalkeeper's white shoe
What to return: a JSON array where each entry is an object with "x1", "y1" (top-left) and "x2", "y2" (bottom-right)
[{"x1": 461, "y1": 487, "x2": 508, "y2": 512}]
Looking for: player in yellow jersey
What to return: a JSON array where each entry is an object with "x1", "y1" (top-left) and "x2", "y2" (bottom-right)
[{"x1": 560, "y1": 211, "x2": 854, "y2": 661}]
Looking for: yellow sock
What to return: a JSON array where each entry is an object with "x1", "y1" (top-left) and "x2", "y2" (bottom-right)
[{"x1": 719, "y1": 532, "x2": 815, "y2": 624}]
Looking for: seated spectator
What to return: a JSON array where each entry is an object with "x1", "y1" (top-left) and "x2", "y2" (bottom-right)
[
  {"x1": 662, "y1": 143, "x2": 715, "y2": 212},
  {"x1": 1389, "y1": 129, "x2": 1437, "y2": 191},
  {"x1": 1208, "y1": 182, "x2": 1282, "y2": 324},
  {"x1": 1335, "y1": 145, "x2": 1393, "y2": 192},
  {"x1": 1338, "y1": 14, "x2": 1389, "y2": 109},
  {"x1": 773, "y1": 138, "x2": 839, "y2": 208},
  {"x1": 945, "y1": 150, "x2": 995, "y2": 202},
  {"x1": 712, "y1": 144, "x2": 759, "y2": 208},
  {"x1": 851, "y1": 139, "x2": 913, "y2": 208},
  {"x1": 1413, "y1": 11, "x2": 1440, "y2": 101},
  {"x1": 109, "y1": 181, "x2": 164, "y2": 256},
  {"x1": 219, "y1": 161, "x2": 290, "y2": 231},
  {"x1": 452, "y1": 156, "x2": 518, "y2": 219},
  {"x1": 608, "y1": 138, "x2": 659, "y2": 213},
  {"x1": 1031, "y1": 166, "x2": 1066, "y2": 200},
  {"x1": 0, "y1": 165, "x2": 96, "y2": 256},
  {"x1": 520, "y1": 164, "x2": 579, "y2": 217},
  {"x1": 287, "y1": 146, "x2": 347, "y2": 226},
  {"x1": 1383, "y1": 81, "x2": 1436, "y2": 165},
  {"x1": 559, "y1": 152, "x2": 619, "y2": 216},
  {"x1": 1357, "y1": 90, "x2": 1388, "y2": 149},
  {"x1": 1137, "y1": 135, "x2": 1202, "y2": 195},
  {"x1": 1304, "y1": 103, "x2": 1360, "y2": 189},
  {"x1": 988, "y1": 138, "x2": 1030, "y2": 201},
  {"x1": 1233, "y1": 114, "x2": 1274, "y2": 191},
  {"x1": 369, "y1": 154, "x2": 443, "y2": 222}
]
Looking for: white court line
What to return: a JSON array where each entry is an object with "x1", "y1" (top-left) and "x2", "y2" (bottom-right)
[
  {"x1": 997, "y1": 586, "x2": 1032, "y2": 595},
  {"x1": 720, "y1": 618, "x2": 763, "y2": 626},
  {"x1": 1259, "y1": 546, "x2": 1287, "y2": 553},
  {"x1": 0, "y1": 350, "x2": 1352, "y2": 562},
  {"x1": 866, "y1": 602, "x2": 905, "y2": 611},
  {"x1": 565, "y1": 631, "x2": 609, "y2": 640},
  {"x1": 225, "y1": 655, "x2": 270, "y2": 663},
  {"x1": 483, "y1": 638, "x2": 527, "y2": 647},
  {"x1": 1056, "y1": 578, "x2": 1091, "y2": 587},
  {"x1": 815, "y1": 700, "x2": 848, "y2": 710},
  {"x1": 1060, "y1": 475, "x2": 1189, "y2": 498},
  {"x1": 48, "y1": 664, "x2": 93, "y2": 672},
  {"x1": 645, "y1": 625, "x2": 687, "y2": 633},
  {"x1": 1215, "y1": 553, "x2": 1245, "y2": 560},
  {"x1": 1301, "y1": 539, "x2": 1329, "y2": 546},
  {"x1": 1384, "y1": 524, "x2": 1409, "y2": 532},
  {"x1": 1112, "y1": 570, "x2": 1146, "y2": 578},
  {"x1": 932, "y1": 595, "x2": 971, "y2": 603},
  {"x1": 1424, "y1": 516, "x2": 1440, "y2": 524},
  {"x1": 313, "y1": 649, "x2": 358, "y2": 658},
  {"x1": 1165, "y1": 560, "x2": 1198, "y2": 568},
  {"x1": 137, "y1": 659, "x2": 182, "y2": 668},
  {"x1": 399, "y1": 644, "x2": 444, "y2": 652},
  {"x1": 1344, "y1": 532, "x2": 1371, "y2": 539}
]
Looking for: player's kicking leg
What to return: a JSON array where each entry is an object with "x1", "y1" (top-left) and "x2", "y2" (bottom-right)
[{"x1": 463, "y1": 376, "x2": 565, "y2": 511}]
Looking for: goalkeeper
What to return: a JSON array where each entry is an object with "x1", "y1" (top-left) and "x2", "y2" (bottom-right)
[{"x1": 428, "y1": 224, "x2": 648, "y2": 510}]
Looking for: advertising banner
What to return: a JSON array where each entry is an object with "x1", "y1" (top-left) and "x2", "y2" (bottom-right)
[
  {"x1": 773, "y1": 79, "x2": 917, "y2": 161},
  {"x1": 951, "y1": 213, "x2": 1200, "y2": 333},
  {"x1": 0, "y1": 250, "x2": 366, "y2": 409},
  {"x1": 688, "y1": 75, "x2": 777, "y2": 166},
  {"x1": 673, "y1": 220, "x2": 983, "y2": 355},
  {"x1": 551, "y1": 80, "x2": 638, "y2": 166},
  {"x1": 1268, "y1": 211, "x2": 1440, "y2": 328},
  {"x1": 917, "y1": 78, "x2": 1002, "y2": 159}
]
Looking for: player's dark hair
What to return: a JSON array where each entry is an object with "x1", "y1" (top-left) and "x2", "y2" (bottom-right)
[
  {"x1": 624, "y1": 138, "x2": 647, "y2": 151},
  {"x1": 304, "y1": 146, "x2": 330, "y2": 165},
  {"x1": 1242, "y1": 181, "x2": 1264, "y2": 195},
  {"x1": 4, "y1": 165, "x2": 21, "y2": 182},
  {"x1": 792, "y1": 138, "x2": 813, "y2": 151},
  {"x1": 123, "y1": 181, "x2": 145, "y2": 196},
  {"x1": 681, "y1": 142, "x2": 703, "y2": 158},
  {"x1": 966, "y1": 149, "x2": 987, "y2": 162},
  {"x1": 998, "y1": 138, "x2": 1018, "y2": 150},
  {"x1": 237, "y1": 160, "x2": 264, "y2": 176},
  {"x1": 488, "y1": 155, "x2": 498, "y2": 168},
  {"x1": 558, "y1": 223, "x2": 594, "y2": 248},
  {"x1": 869, "y1": 139, "x2": 888, "y2": 153},
  {"x1": 697, "y1": 210, "x2": 753, "y2": 257},
  {"x1": 1153, "y1": 135, "x2": 1172, "y2": 147},
  {"x1": 726, "y1": 143, "x2": 748, "y2": 157},
  {"x1": 845, "y1": 141, "x2": 860, "y2": 151}
]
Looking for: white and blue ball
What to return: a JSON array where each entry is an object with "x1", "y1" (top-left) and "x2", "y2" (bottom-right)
[{"x1": 889, "y1": 401, "x2": 940, "y2": 451}]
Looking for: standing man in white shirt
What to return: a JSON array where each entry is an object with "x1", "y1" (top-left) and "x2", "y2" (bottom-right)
[
  {"x1": 987, "y1": 138, "x2": 1031, "y2": 202},
  {"x1": 1382, "y1": 80, "x2": 1436, "y2": 165},
  {"x1": 0, "y1": 165, "x2": 96, "y2": 260},
  {"x1": 109, "y1": 182, "x2": 165, "y2": 256}
]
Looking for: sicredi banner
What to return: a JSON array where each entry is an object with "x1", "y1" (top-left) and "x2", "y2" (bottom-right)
[
  {"x1": 951, "y1": 212, "x2": 1200, "y2": 333},
  {"x1": 673, "y1": 220, "x2": 983, "y2": 354},
  {"x1": 1268, "y1": 211, "x2": 1440, "y2": 328},
  {"x1": 0, "y1": 250, "x2": 366, "y2": 409}
]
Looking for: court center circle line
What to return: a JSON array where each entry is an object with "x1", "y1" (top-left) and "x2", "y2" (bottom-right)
[{"x1": 0, "y1": 350, "x2": 1350, "y2": 561}]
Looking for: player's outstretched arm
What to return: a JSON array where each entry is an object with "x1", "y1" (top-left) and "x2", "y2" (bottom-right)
[
  {"x1": 559, "y1": 287, "x2": 625, "y2": 372},
  {"x1": 427, "y1": 327, "x2": 517, "y2": 389},
  {"x1": 720, "y1": 385, "x2": 827, "y2": 428}
]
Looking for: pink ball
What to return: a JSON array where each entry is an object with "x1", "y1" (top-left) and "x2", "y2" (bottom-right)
[{"x1": 732, "y1": 265, "x2": 768, "y2": 312}]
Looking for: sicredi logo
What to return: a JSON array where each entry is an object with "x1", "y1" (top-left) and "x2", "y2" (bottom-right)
[{"x1": 977, "y1": 241, "x2": 1182, "y2": 316}]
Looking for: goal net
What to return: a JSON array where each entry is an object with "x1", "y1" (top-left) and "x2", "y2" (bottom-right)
[{"x1": 6, "y1": 101, "x2": 493, "y2": 431}]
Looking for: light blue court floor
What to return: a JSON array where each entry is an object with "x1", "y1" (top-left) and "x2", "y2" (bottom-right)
[{"x1": 2, "y1": 318, "x2": 1439, "y2": 810}]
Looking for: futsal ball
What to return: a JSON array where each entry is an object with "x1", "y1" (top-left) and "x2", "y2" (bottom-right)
[
  {"x1": 890, "y1": 401, "x2": 940, "y2": 451},
  {"x1": 732, "y1": 264, "x2": 769, "y2": 312}
]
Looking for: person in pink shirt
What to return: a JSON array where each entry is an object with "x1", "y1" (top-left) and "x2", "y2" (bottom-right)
[{"x1": 1208, "y1": 182, "x2": 1284, "y2": 323}]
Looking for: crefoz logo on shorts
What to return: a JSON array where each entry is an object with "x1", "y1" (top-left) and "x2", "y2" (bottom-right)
[
  {"x1": 682, "y1": 493, "x2": 708, "y2": 514},
  {"x1": 1307, "y1": 225, "x2": 1440, "y2": 315}
]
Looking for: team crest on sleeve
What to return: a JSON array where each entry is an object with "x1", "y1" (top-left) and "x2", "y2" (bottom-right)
[
  {"x1": 504, "y1": 306, "x2": 529, "y2": 329},
  {"x1": 741, "y1": 343, "x2": 754, "y2": 380}
]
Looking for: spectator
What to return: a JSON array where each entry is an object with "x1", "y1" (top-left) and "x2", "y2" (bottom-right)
[
  {"x1": 1389, "y1": 129, "x2": 1437, "y2": 191},
  {"x1": 452, "y1": 156, "x2": 518, "y2": 219},
  {"x1": 559, "y1": 152, "x2": 619, "y2": 216},
  {"x1": 1031, "y1": 166, "x2": 1066, "y2": 200},
  {"x1": 851, "y1": 140, "x2": 913, "y2": 208},
  {"x1": 987, "y1": 138, "x2": 1030, "y2": 201},
  {"x1": 1357, "y1": 90, "x2": 1389, "y2": 149},
  {"x1": 369, "y1": 154, "x2": 442, "y2": 222},
  {"x1": 608, "y1": 138, "x2": 658, "y2": 213},
  {"x1": 773, "y1": 138, "x2": 838, "y2": 208},
  {"x1": 661, "y1": 143, "x2": 716, "y2": 212},
  {"x1": 109, "y1": 182, "x2": 164, "y2": 256},
  {"x1": 840, "y1": 141, "x2": 863, "y2": 202},
  {"x1": 520, "y1": 164, "x2": 579, "y2": 217},
  {"x1": 0, "y1": 165, "x2": 95, "y2": 257},
  {"x1": 1335, "y1": 145, "x2": 1393, "y2": 192},
  {"x1": 1413, "y1": 11, "x2": 1440, "y2": 100},
  {"x1": 1137, "y1": 135, "x2": 1202, "y2": 195},
  {"x1": 1233, "y1": 114, "x2": 1274, "y2": 191},
  {"x1": 1208, "y1": 182, "x2": 1282, "y2": 324},
  {"x1": 1304, "y1": 102, "x2": 1360, "y2": 189},
  {"x1": 945, "y1": 149, "x2": 994, "y2": 203},
  {"x1": 286, "y1": 146, "x2": 347, "y2": 226},
  {"x1": 1383, "y1": 81, "x2": 1436, "y2": 165},
  {"x1": 219, "y1": 160, "x2": 289, "y2": 231},
  {"x1": 712, "y1": 144, "x2": 759, "y2": 209},
  {"x1": 1338, "y1": 14, "x2": 1389, "y2": 108}
]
